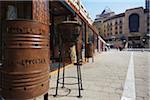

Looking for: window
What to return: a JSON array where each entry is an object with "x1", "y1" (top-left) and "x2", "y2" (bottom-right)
[
  {"x1": 7, "y1": 5, "x2": 17, "y2": 20},
  {"x1": 3, "y1": 2, "x2": 32, "y2": 20},
  {"x1": 120, "y1": 20, "x2": 122, "y2": 24},
  {"x1": 115, "y1": 21, "x2": 118, "y2": 25},
  {"x1": 120, "y1": 26, "x2": 122, "y2": 29},
  {"x1": 147, "y1": 16, "x2": 150, "y2": 20},
  {"x1": 115, "y1": 26, "x2": 118, "y2": 30},
  {"x1": 129, "y1": 13, "x2": 139, "y2": 32},
  {"x1": 98, "y1": 28, "x2": 101, "y2": 31},
  {"x1": 110, "y1": 23, "x2": 112, "y2": 26},
  {"x1": 115, "y1": 32, "x2": 118, "y2": 34},
  {"x1": 107, "y1": 23, "x2": 109, "y2": 27}
]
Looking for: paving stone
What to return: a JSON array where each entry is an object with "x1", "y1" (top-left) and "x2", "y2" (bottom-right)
[{"x1": 36, "y1": 50, "x2": 149, "y2": 100}]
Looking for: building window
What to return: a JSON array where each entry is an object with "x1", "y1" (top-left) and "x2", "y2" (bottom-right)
[
  {"x1": 115, "y1": 26, "x2": 118, "y2": 29},
  {"x1": 6, "y1": 5, "x2": 17, "y2": 20},
  {"x1": 147, "y1": 16, "x2": 150, "y2": 20},
  {"x1": 120, "y1": 26, "x2": 122, "y2": 29},
  {"x1": 120, "y1": 20, "x2": 122, "y2": 24},
  {"x1": 115, "y1": 21, "x2": 118, "y2": 25},
  {"x1": 147, "y1": 28, "x2": 150, "y2": 32},
  {"x1": 147, "y1": 23, "x2": 149, "y2": 26},
  {"x1": 98, "y1": 28, "x2": 101, "y2": 31},
  {"x1": 110, "y1": 23, "x2": 112, "y2": 26},
  {"x1": 107, "y1": 23, "x2": 109, "y2": 26},
  {"x1": 129, "y1": 13, "x2": 139, "y2": 32},
  {"x1": 115, "y1": 32, "x2": 118, "y2": 34},
  {"x1": 6, "y1": 2, "x2": 32, "y2": 20}
]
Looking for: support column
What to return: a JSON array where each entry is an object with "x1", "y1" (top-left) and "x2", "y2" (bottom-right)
[
  {"x1": 0, "y1": 2, "x2": 2, "y2": 63},
  {"x1": 85, "y1": 25, "x2": 88, "y2": 61},
  {"x1": 32, "y1": 0, "x2": 49, "y2": 25}
]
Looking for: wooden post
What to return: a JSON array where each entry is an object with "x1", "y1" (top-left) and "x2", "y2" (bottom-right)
[{"x1": 32, "y1": 0, "x2": 49, "y2": 25}]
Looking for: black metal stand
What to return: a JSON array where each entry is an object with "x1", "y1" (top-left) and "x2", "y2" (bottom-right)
[
  {"x1": 53, "y1": 43, "x2": 83, "y2": 98},
  {"x1": 44, "y1": 93, "x2": 48, "y2": 100},
  {"x1": 76, "y1": 58, "x2": 83, "y2": 98},
  {"x1": 53, "y1": 49, "x2": 62, "y2": 97}
]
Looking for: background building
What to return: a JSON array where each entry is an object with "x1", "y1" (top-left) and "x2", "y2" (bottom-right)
[
  {"x1": 94, "y1": 0, "x2": 149, "y2": 48},
  {"x1": 146, "y1": 0, "x2": 150, "y2": 10}
]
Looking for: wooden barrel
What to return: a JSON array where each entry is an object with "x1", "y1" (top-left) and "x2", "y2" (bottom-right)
[
  {"x1": 0, "y1": 20, "x2": 50, "y2": 99},
  {"x1": 57, "y1": 21, "x2": 81, "y2": 44},
  {"x1": 86, "y1": 43, "x2": 93, "y2": 58}
]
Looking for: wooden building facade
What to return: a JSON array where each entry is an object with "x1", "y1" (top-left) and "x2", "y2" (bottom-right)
[{"x1": 0, "y1": 0, "x2": 106, "y2": 70}]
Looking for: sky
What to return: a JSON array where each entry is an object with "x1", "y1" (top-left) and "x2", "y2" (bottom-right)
[{"x1": 81, "y1": 0, "x2": 145, "y2": 20}]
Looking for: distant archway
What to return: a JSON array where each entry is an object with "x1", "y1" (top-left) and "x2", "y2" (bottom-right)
[{"x1": 129, "y1": 13, "x2": 139, "y2": 32}]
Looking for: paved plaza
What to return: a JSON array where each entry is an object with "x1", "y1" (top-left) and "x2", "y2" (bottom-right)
[
  {"x1": 36, "y1": 49, "x2": 150, "y2": 100},
  {"x1": 0, "y1": 50, "x2": 149, "y2": 100}
]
